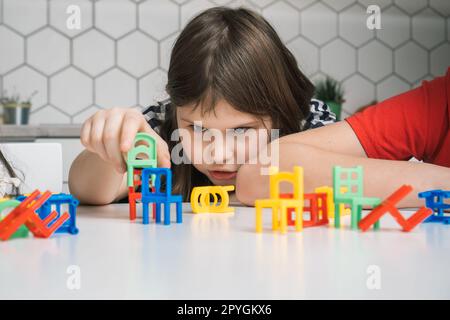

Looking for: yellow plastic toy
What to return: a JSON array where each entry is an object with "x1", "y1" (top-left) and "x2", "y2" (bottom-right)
[
  {"x1": 314, "y1": 186, "x2": 351, "y2": 219},
  {"x1": 190, "y1": 185, "x2": 235, "y2": 213},
  {"x1": 255, "y1": 166, "x2": 304, "y2": 234}
]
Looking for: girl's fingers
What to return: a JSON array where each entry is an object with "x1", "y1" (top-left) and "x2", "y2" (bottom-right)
[
  {"x1": 90, "y1": 112, "x2": 109, "y2": 162},
  {"x1": 120, "y1": 111, "x2": 142, "y2": 153},
  {"x1": 80, "y1": 119, "x2": 92, "y2": 151},
  {"x1": 140, "y1": 121, "x2": 171, "y2": 168},
  {"x1": 103, "y1": 112, "x2": 127, "y2": 173},
  {"x1": 82, "y1": 108, "x2": 172, "y2": 170},
  {"x1": 120, "y1": 111, "x2": 171, "y2": 168}
]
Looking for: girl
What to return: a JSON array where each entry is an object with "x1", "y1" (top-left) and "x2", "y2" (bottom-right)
[{"x1": 69, "y1": 7, "x2": 449, "y2": 207}]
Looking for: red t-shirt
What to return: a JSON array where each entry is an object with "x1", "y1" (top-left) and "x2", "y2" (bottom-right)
[{"x1": 346, "y1": 68, "x2": 450, "y2": 168}]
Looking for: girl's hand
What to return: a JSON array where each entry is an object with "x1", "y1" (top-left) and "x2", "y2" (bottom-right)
[{"x1": 80, "y1": 107, "x2": 171, "y2": 174}]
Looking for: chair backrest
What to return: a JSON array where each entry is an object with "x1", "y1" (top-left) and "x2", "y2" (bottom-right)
[
  {"x1": 269, "y1": 166, "x2": 304, "y2": 200},
  {"x1": 333, "y1": 166, "x2": 364, "y2": 199},
  {"x1": 0, "y1": 143, "x2": 63, "y2": 194},
  {"x1": 127, "y1": 133, "x2": 157, "y2": 168},
  {"x1": 142, "y1": 168, "x2": 172, "y2": 197}
]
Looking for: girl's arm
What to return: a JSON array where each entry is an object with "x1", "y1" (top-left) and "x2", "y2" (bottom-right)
[
  {"x1": 68, "y1": 150, "x2": 128, "y2": 205},
  {"x1": 236, "y1": 122, "x2": 450, "y2": 207},
  {"x1": 69, "y1": 108, "x2": 170, "y2": 205}
]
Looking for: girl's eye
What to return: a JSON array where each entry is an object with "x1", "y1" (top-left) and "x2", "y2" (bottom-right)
[
  {"x1": 191, "y1": 124, "x2": 207, "y2": 132},
  {"x1": 232, "y1": 127, "x2": 249, "y2": 134}
]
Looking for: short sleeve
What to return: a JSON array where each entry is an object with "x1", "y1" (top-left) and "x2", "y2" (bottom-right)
[{"x1": 346, "y1": 68, "x2": 449, "y2": 163}]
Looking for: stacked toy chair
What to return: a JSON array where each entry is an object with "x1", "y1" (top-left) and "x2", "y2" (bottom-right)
[
  {"x1": 17, "y1": 193, "x2": 79, "y2": 235},
  {"x1": 141, "y1": 168, "x2": 182, "y2": 225},
  {"x1": 126, "y1": 132, "x2": 183, "y2": 226},
  {"x1": 127, "y1": 132, "x2": 157, "y2": 221},
  {"x1": 255, "y1": 166, "x2": 304, "y2": 234},
  {"x1": 0, "y1": 190, "x2": 79, "y2": 241}
]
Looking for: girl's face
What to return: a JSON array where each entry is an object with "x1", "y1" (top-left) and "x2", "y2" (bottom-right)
[{"x1": 176, "y1": 99, "x2": 272, "y2": 186}]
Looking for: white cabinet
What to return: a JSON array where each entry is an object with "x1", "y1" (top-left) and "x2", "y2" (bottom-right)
[{"x1": 35, "y1": 138, "x2": 84, "y2": 192}]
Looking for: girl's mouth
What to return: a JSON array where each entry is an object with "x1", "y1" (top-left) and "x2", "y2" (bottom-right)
[{"x1": 208, "y1": 170, "x2": 237, "y2": 181}]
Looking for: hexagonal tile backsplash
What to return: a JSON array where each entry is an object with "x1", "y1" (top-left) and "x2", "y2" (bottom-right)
[{"x1": 0, "y1": 0, "x2": 449, "y2": 124}]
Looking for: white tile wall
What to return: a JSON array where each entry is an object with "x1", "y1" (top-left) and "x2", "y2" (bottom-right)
[
  {"x1": 50, "y1": 67, "x2": 93, "y2": 115},
  {"x1": 73, "y1": 29, "x2": 115, "y2": 76},
  {"x1": 0, "y1": 0, "x2": 449, "y2": 124},
  {"x1": 27, "y1": 28, "x2": 71, "y2": 75},
  {"x1": 0, "y1": 27, "x2": 24, "y2": 74},
  {"x1": 358, "y1": 40, "x2": 393, "y2": 82},
  {"x1": 117, "y1": 30, "x2": 158, "y2": 77}
]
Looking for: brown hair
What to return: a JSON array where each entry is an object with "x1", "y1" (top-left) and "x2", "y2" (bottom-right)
[{"x1": 160, "y1": 6, "x2": 314, "y2": 200}]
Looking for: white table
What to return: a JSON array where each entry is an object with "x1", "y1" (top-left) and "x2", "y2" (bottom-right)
[{"x1": 1, "y1": 204, "x2": 449, "y2": 299}]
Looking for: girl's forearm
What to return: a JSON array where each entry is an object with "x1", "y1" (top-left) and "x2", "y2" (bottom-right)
[
  {"x1": 236, "y1": 142, "x2": 450, "y2": 207},
  {"x1": 68, "y1": 150, "x2": 126, "y2": 205}
]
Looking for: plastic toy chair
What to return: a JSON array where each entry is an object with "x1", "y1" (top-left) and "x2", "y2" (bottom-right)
[
  {"x1": 128, "y1": 168, "x2": 156, "y2": 221},
  {"x1": 418, "y1": 190, "x2": 450, "y2": 224},
  {"x1": 255, "y1": 166, "x2": 304, "y2": 234},
  {"x1": 0, "y1": 199, "x2": 29, "y2": 239},
  {"x1": 141, "y1": 168, "x2": 182, "y2": 225},
  {"x1": 127, "y1": 133, "x2": 157, "y2": 187},
  {"x1": 281, "y1": 192, "x2": 329, "y2": 227},
  {"x1": 35, "y1": 193, "x2": 79, "y2": 234},
  {"x1": 0, "y1": 190, "x2": 69, "y2": 240},
  {"x1": 190, "y1": 185, "x2": 235, "y2": 213},
  {"x1": 359, "y1": 185, "x2": 433, "y2": 232},
  {"x1": 333, "y1": 166, "x2": 381, "y2": 229}
]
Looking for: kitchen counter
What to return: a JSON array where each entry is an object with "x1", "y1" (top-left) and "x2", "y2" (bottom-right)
[{"x1": 0, "y1": 124, "x2": 81, "y2": 141}]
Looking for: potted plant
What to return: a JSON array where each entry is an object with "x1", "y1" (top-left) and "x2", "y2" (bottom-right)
[
  {"x1": 314, "y1": 76, "x2": 345, "y2": 121},
  {"x1": 0, "y1": 89, "x2": 37, "y2": 125}
]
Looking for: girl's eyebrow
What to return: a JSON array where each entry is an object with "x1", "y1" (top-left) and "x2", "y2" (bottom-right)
[
  {"x1": 180, "y1": 117, "x2": 261, "y2": 128},
  {"x1": 231, "y1": 120, "x2": 261, "y2": 128}
]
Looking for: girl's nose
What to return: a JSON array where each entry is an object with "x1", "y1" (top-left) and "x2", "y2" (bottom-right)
[{"x1": 209, "y1": 136, "x2": 235, "y2": 165}]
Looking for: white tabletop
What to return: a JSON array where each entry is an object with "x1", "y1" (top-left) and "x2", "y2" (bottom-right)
[{"x1": 0, "y1": 204, "x2": 449, "y2": 300}]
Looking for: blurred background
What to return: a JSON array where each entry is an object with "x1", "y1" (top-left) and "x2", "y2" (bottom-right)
[{"x1": 0, "y1": 0, "x2": 449, "y2": 191}]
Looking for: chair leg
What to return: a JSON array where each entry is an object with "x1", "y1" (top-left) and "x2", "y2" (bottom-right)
[
  {"x1": 176, "y1": 202, "x2": 182, "y2": 223},
  {"x1": 334, "y1": 202, "x2": 341, "y2": 228},
  {"x1": 272, "y1": 206, "x2": 278, "y2": 231},
  {"x1": 152, "y1": 203, "x2": 156, "y2": 220},
  {"x1": 374, "y1": 219, "x2": 380, "y2": 230},
  {"x1": 164, "y1": 202, "x2": 170, "y2": 226},
  {"x1": 155, "y1": 203, "x2": 161, "y2": 223},
  {"x1": 255, "y1": 204, "x2": 263, "y2": 233},
  {"x1": 143, "y1": 202, "x2": 149, "y2": 225},
  {"x1": 280, "y1": 204, "x2": 287, "y2": 234},
  {"x1": 129, "y1": 198, "x2": 136, "y2": 221},
  {"x1": 351, "y1": 203, "x2": 359, "y2": 230}
]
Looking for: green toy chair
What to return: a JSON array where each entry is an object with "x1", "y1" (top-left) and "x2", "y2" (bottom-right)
[
  {"x1": 333, "y1": 166, "x2": 381, "y2": 230},
  {"x1": 127, "y1": 133, "x2": 157, "y2": 187}
]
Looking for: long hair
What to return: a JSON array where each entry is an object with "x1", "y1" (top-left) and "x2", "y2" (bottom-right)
[{"x1": 160, "y1": 7, "x2": 315, "y2": 200}]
